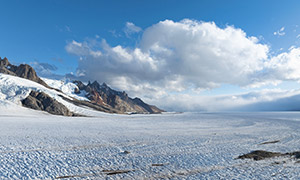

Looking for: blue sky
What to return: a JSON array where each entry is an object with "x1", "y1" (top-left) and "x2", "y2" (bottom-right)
[
  {"x1": 2, "y1": 0, "x2": 300, "y2": 111},
  {"x1": 1, "y1": 0, "x2": 300, "y2": 70}
]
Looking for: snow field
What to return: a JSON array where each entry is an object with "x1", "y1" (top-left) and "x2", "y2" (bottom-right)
[{"x1": 0, "y1": 112, "x2": 299, "y2": 179}]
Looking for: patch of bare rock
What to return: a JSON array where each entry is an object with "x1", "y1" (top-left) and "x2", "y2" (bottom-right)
[
  {"x1": 22, "y1": 91, "x2": 78, "y2": 116},
  {"x1": 237, "y1": 150, "x2": 300, "y2": 161}
]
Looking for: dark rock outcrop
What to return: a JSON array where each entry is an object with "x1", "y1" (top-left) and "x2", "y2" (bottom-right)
[
  {"x1": 22, "y1": 91, "x2": 76, "y2": 116},
  {"x1": 237, "y1": 150, "x2": 282, "y2": 161},
  {"x1": 73, "y1": 80, "x2": 164, "y2": 114},
  {"x1": 0, "y1": 57, "x2": 48, "y2": 87},
  {"x1": 0, "y1": 57, "x2": 10, "y2": 66},
  {"x1": 237, "y1": 150, "x2": 300, "y2": 161}
]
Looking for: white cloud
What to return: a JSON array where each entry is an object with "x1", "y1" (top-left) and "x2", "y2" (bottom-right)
[
  {"x1": 66, "y1": 40, "x2": 102, "y2": 58},
  {"x1": 65, "y1": 19, "x2": 300, "y2": 111},
  {"x1": 124, "y1": 22, "x2": 142, "y2": 37},
  {"x1": 66, "y1": 19, "x2": 269, "y2": 92},
  {"x1": 264, "y1": 47, "x2": 300, "y2": 82},
  {"x1": 274, "y1": 26, "x2": 285, "y2": 36},
  {"x1": 148, "y1": 88, "x2": 300, "y2": 112}
]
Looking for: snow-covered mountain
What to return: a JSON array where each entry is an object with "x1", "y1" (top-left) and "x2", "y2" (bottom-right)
[{"x1": 0, "y1": 57, "x2": 163, "y2": 116}]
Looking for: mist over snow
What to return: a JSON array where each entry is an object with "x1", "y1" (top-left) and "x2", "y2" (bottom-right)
[
  {"x1": 153, "y1": 89, "x2": 300, "y2": 112},
  {"x1": 65, "y1": 19, "x2": 300, "y2": 112}
]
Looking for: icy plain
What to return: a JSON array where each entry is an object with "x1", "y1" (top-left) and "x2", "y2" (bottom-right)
[
  {"x1": 0, "y1": 73, "x2": 299, "y2": 179},
  {"x1": 0, "y1": 111, "x2": 300, "y2": 179}
]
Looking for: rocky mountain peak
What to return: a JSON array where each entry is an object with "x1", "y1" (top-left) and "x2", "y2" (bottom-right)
[
  {"x1": 90, "y1": 81, "x2": 101, "y2": 90},
  {"x1": 0, "y1": 57, "x2": 10, "y2": 67},
  {"x1": 101, "y1": 82, "x2": 108, "y2": 88},
  {"x1": 0, "y1": 57, "x2": 164, "y2": 115},
  {"x1": 0, "y1": 57, "x2": 48, "y2": 87},
  {"x1": 15, "y1": 64, "x2": 37, "y2": 80},
  {"x1": 73, "y1": 80, "x2": 164, "y2": 114}
]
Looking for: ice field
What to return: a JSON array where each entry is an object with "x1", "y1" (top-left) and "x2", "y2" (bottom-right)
[{"x1": 0, "y1": 111, "x2": 299, "y2": 179}]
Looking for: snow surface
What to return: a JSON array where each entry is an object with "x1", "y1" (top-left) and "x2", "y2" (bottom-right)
[
  {"x1": 0, "y1": 111, "x2": 299, "y2": 179},
  {"x1": 41, "y1": 77, "x2": 89, "y2": 101},
  {"x1": 0, "y1": 74, "x2": 300, "y2": 179}
]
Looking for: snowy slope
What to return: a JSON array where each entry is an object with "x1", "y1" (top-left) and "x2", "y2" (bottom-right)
[
  {"x1": 41, "y1": 77, "x2": 89, "y2": 101},
  {"x1": 0, "y1": 112, "x2": 299, "y2": 179},
  {"x1": 0, "y1": 73, "x2": 108, "y2": 116}
]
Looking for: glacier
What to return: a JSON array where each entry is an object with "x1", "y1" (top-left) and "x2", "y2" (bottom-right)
[
  {"x1": 0, "y1": 73, "x2": 299, "y2": 179},
  {"x1": 0, "y1": 111, "x2": 299, "y2": 179}
]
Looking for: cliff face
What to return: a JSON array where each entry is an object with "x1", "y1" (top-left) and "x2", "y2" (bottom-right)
[
  {"x1": 0, "y1": 57, "x2": 48, "y2": 87},
  {"x1": 74, "y1": 80, "x2": 164, "y2": 114}
]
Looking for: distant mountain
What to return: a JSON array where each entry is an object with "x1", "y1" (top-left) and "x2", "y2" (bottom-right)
[
  {"x1": 0, "y1": 57, "x2": 164, "y2": 116},
  {"x1": 74, "y1": 80, "x2": 164, "y2": 114}
]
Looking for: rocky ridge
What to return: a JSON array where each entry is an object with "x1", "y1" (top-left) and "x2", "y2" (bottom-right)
[
  {"x1": 0, "y1": 57, "x2": 164, "y2": 115},
  {"x1": 73, "y1": 80, "x2": 164, "y2": 114},
  {"x1": 0, "y1": 57, "x2": 48, "y2": 87}
]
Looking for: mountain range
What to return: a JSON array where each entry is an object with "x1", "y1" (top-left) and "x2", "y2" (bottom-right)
[{"x1": 0, "y1": 57, "x2": 164, "y2": 116}]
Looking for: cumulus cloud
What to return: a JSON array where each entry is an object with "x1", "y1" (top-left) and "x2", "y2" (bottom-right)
[
  {"x1": 264, "y1": 47, "x2": 300, "y2": 82},
  {"x1": 65, "y1": 40, "x2": 102, "y2": 58},
  {"x1": 140, "y1": 19, "x2": 269, "y2": 87},
  {"x1": 124, "y1": 22, "x2": 142, "y2": 37},
  {"x1": 65, "y1": 19, "x2": 300, "y2": 111},
  {"x1": 66, "y1": 19, "x2": 269, "y2": 92},
  {"x1": 274, "y1": 27, "x2": 285, "y2": 36}
]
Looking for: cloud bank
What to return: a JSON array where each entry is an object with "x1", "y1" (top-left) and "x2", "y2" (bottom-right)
[
  {"x1": 153, "y1": 89, "x2": 300, "y2": 112},
  {"x1": 65, "y1": 19, "x2": 300, "y2": 111}
]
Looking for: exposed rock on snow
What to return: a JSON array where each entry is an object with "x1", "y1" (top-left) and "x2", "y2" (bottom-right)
[
  {"x1": 237, "y1": 150, "x2": 300, "y2": 161},
  {"x1": 237, "y1": 150, "x2": 282, "y2": 160},
  {"x1": 259, "y1": 140, "x2": 280, "y2": 145},
  {"x1": 22, "y1": 91, "x2": 77, "y2": 116}
]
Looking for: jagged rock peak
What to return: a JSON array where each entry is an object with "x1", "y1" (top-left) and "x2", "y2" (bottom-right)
[
  {"x1": 91, "y1": 81, "x2": 101, "y2": 89},
  {"x1": 133, "y1": 97, "x2": 143, "y2": 103},
  {"x1": 73, "y1": 80, "x2": 85, "y2": 90},
  {"x1": 121, "y1": 91, "x2": 128, "y2": 97},
  {"x1": 0, "y1": 57, "x2": 48, "y2": 87},
  {"x1": 15, "y1": 64, "x2": 38, "y2": 80},
  {"x1": 102, "y1": 82, "x2": 108, "y2": 87},
  {"x1": 72, "y1": 79, "x2": 164, "y2": 114},
  {"x1": 0, "y1": 57, "x2": 10, "y2": 67}
]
